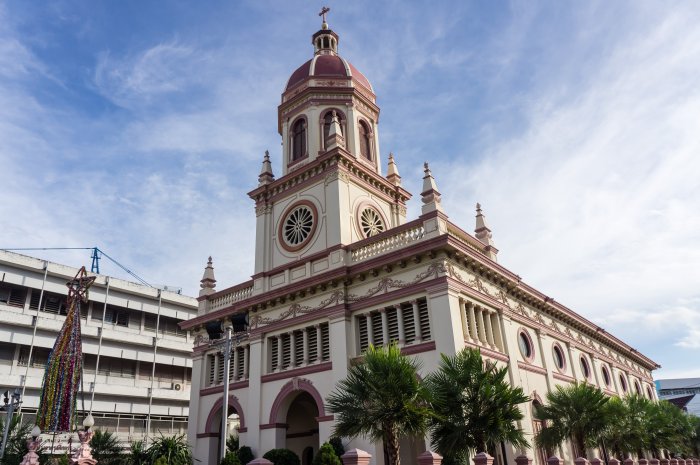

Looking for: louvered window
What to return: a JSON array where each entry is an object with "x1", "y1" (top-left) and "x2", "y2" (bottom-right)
[
  {"x1": 0, "y1": 284, "x2": 27, "y2": 308},
  {"x1": 207, "y1": 354, "x2": 216, "y2": 386},
  {"x1": 31, "y1": 291, "x2": 67, "y2": 315},
  {"x1": 321, "y1": 324, "x2": 330, "y2": 361},
  {"x1": 308, "y1": 328, "x2": 318, "y2": 364},
  {"x1": 294, "y1": 331, "x2": 304, "y2": 366},
  {"x1": 371, "y1": 313, "x2": 384, "y2": 346},
  {"x1": 418, "y1": 299, "x2": 431, "y2": 340},
  {"x1": 228, "y1": 348, "x2": 235, "y2": 380},
  {"x1": 358, "y1": 316, "x2": 369, "y2": 352},
  {"x1": 402, "y1": 304, "x2": 416, "y2": 344},
  {"x1": 235, "y1": 346, "x2": 246, "y2": 379},
  {"x1": 387, "y1": 307, "x2": 399, "y2": 343},
  {"x1": 216, "y1": 353, "x2": 225, "y2": 384},
  {"x1": 270, "y1": 337, "x2": 279, "y2": 372},
  {"x1": 281, "y1": 334, "x2": 292, "y2": 369}
]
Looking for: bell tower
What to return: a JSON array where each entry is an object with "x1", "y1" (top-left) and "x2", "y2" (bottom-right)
[{"x1": 248, "y1": 12, "x2": 411, "y2": 286}]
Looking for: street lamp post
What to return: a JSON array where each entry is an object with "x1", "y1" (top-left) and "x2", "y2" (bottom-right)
[
  {"x1": 206, "y1": 319, "x2": 248, "y2": 463},
  {"x1": 1, "y1": 388, "x2": 22, "y2": 461}
]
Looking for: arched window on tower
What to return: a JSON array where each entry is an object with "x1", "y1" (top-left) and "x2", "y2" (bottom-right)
[
  {"x1": 291, "y1": 118, "x2": 307, "y2": 161},
  {"x1": 359, "y1": 120, "x2": 373, "y2": 161}
]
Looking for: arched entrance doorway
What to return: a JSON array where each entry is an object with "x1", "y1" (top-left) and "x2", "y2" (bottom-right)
[
  {"x1": 286, "y1": 392, "x2": 319, "y2": 464},
  {"x1": 204, "y1": 395, "x2": 246, "y2": 464},
  {"x1": 268, "y1": 379, "x2": 327, "y2": 464}
]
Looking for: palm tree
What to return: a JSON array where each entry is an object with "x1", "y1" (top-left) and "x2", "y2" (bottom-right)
[
  {"x1": 0, "y1": 415, "x2": 47, "y2": 465},
  {"x1": 326, "y1": 344, "x2": 431, "y2": 465},
  {"x1": 534, "y1": 382, "x2": 610, "y2": 459},
  {"x1": 646, "y1": 400, "x2": 690, "y2": 458},
  {"x1": 425, "y1": 348, "x2": 529, "y2": 465},
  {"x1": 146, "y1": 433, "x2": 192, "y2": 465},
  {"x1": 127, "y1": 440, "x2": 149, "y2": 465},
  {"x1": 89, "y1": 429, "x2": 122, "y2": 465},
  {"x1": 602, "y1": 395, "x2": 652, "y2": 459}
]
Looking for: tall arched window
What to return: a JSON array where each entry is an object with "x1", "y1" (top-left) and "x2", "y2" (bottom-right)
[
  {"x1": 291, "y1": 119, "x2": 306, "y2": 161},
  {"x1": 359, "y1": 120, "x2": 372, "y2": 161}
]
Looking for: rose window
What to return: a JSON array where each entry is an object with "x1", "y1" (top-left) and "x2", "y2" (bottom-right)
[
  {"x1": 283, "y1": 205, "x2": 315, "y2": 247},
  {"x1": 360, "y1": 208, "x2": 385, "y2": 238}
]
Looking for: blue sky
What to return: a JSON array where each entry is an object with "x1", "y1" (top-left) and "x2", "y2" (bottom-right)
[{"x1": 2, "y1": 1, "x2": 699, "y2": 379}]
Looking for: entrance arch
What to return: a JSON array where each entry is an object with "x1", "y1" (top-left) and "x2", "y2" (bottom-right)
[
  {"x1": 204, "y1": 395, "x2": 246, "y2": 464},
  {"x1": 269, "y1": 379, "x2": 326, "y2": 462}
]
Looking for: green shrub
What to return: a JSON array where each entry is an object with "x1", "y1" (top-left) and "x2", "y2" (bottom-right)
[
  {"x1": 237, "y1": 445, "x2": 255, "y2": 465},
  {"x1": 154, "y1": 457, "x2": 168, "y2": 465},
  {"x1": 328, "y1": 437, "x2": 344, "y2": 460},
  {"x1": 227, "y1": 434, "x2": 240, "y2": 453},
  {"x1": 263, "y1": 448, "x2": 300, "y2": 465},
  {"x1": 312, "y1": 443, "x2": 342, "y2": 465},
  {"x1": 221, "y1": 452, "x2": 242, "y2": 465},
  {"x1": 58, "y1": 454, "x2": 70, "y2": 465}
]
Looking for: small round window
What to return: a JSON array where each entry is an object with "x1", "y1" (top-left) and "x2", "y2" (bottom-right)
[
  {"x1": 619, "y1": 374, "x2": 628, "y2": 393},
  {"x1": 580, "y1": 356, "x2": 591, "y2": 379},
  {"x1": 279, "y1": 202, "x2": 318, "y2": 252},
  {"x1": 602, "y1": 366, "x2": 611, "y2": 387},
  {"x1": 359, "y1": 207, "x2": 385, "y2": 238},
  {"x1": 518, "y1": 330, "x2": 533, "y2": 360},
  {"x1": 552, "y1": 344, "x2": 566, "y2": 371}
]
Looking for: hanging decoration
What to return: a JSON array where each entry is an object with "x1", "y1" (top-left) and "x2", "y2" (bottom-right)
[{"x1": 37, "y1": 266, "x2": 96, "y2": 432}]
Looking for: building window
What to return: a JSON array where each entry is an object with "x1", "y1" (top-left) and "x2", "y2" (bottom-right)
[
  {"x1": 30, "y1": 290, "x2": 67, "y2": 315},
  {"x1": 518, "y1": 330, "x2": 534, "y2": 361},
  {"x1": 0, "y1": 284, "x2": 27, "y2": 308},
  {"x1": 359, "y1": 207, "x2": 386, "y2": 238},
  {"x1": 580, "y1": 356, "x2": 591, "y2": 380},
  {"x1": 356, "y1": 298, "x2": 430, "y2": 354},
  {"x1": 279, "y1": 201, "x2": 318, "y2": 252},
  {"x1": 552, "y1": 344, "x2": 566, "y2": 372},
  {"x1": 268, "y1": 323, "x2": 330, "y2": 373},
  {"x1": 601, "y1": 365, "x2": 611, "y2": 387},
  {"x1": 634, "y1": 380, "x2": 642, "y2": 396},
  {"x1": 619, "y1": 374, "x2": 628, "y2": 393},
  {"x1": 646, "y1": 386, "x2": 654, "y2": 399},
  {"x1": 291, "y1": 118, "x2": 307, "y2": 161},
  {"x1": 358, "y1": 120, "x2": 372, "y2": 161}
]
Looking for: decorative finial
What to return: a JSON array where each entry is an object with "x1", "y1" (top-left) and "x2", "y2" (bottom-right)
[
  {"x1": 319, "y1": 6, "x2": 330, "y2": 29},
  {"x1": 258, "y1": 149, "x2": 275, "y2": 186},
  {"x1": 387, "y1": 152, "x2": 401, "y2": 186},
  {"x1": 475, "y1": 203, "x2": 498, "y2": 261},
  {"x1": 325, "y1": 109, "x2": 345, "y2": 151},
  {"x1": 421, "y1": 161, "x2": 443, "y2": 215},
  {"x1": 199, "y1": 256, "x2": 217, "y2": 296}
]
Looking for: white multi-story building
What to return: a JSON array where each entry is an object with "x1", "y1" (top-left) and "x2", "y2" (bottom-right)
[
  {"x1": 183, "y1": 16, "x2": 660, "y2": 465},
  {"x1": 0, "y1": 250, "x2": 197, "y2": 454}
]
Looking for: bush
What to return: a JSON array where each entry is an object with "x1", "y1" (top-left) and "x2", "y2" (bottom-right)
[
  {"x1": 58, "y1": 455, "x2": 70, "y2": 465},
  {"x1": 153, "y1": 457, "x2": 169, "y2": 465},
  {"x1": 329, "y1": 437, "x2": 344, "y2": 460},
  {"x1": 237, "y1": 445, "x2": 255, "y2": 465},
  {"x1": 227, "y1": 434, "x2": 240, "y2": 453},
  {"x1": 222, "y1": 452, "x2": 242, "y2": 465},
  {"x1": 263, "y1": 448, "x2": 301, "y2": 465},
  {"x1": 313, "y1": 443, "x2": 342, "y2": 465}
]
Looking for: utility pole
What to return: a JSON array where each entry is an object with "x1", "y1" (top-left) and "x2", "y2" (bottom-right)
[{"x1": 0, "y1": 388, "x2": 22, "y2": 461}]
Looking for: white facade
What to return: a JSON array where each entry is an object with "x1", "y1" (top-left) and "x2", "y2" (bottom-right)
[
  {"x1": 184, "y1": 20, "x2": 659, "y2": 465},
  {"x1": 0, "y1": 250, "x2": 197, "y2": 454}
]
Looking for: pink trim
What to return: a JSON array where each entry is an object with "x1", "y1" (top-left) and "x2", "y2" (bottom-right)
[
  {"x1": 197, "y1": 432, "x2": 220, "y2": 438},
  {"x1": 518, "y1": 328, "x2": 536, "y2": 363},
  {"x1": 400, "y1": 340, "x2": 436, "y2": 355},
  {"x1": 203, "y1": 394, "x2": 246, "y2": 433},
  {"x1": 518, "y1": 361, "x2": 547, "y2": 376},
  {"x1": 354, "y1": 200, "x2": 389, "y2": 239},
  {"x1": 200, "y1": 380, "x2": 249, "y2": 397},
  {"x1": 316, "y1": 415, "x2": 334, "y2": 422},
  {"x1": 464, "y1": 341, "x2": 509, "y2": 362},
  {"x1": 552, "y1": 342, "x2": 567, "y2": 374},
  {"x1": 261, "y1": 361, "x2": 333, "y2": 383},
  {"x1": 259, "y1": 423, "x2": 287, "y2": 430},
  {"x1": 579, "y1": 355, "x2": 592, "y2": 381},
  {"x1": 268, "y1": 378, "x2": 326, "y2": 424},
  {"x1": 553, "y1": 372, "x2": 576, "y2": 383},
  {"x1": 601, "y1": 365, "x2": 612, "y2": 388}
]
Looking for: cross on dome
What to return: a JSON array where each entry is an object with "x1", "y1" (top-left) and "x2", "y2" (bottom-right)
[{"x1": 319, "y1": 6, "x2": 330, "y2": 29}]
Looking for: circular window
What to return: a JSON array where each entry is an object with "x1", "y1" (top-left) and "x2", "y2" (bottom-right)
[
  {"x1": 359, "y1": 207, "x2": 385, "y2": 238},
  {"x1": 602, "y1": 366, "x2": 611, "y2": 387},
  {"x1": 518, "y1": 330, "x2": 533, "y2": 361},
  {"x1": 580, "y1": 356, "x2": 591, "y2": 380},
  {"x1": 279, "y1": 201, "x2": 318, "y2": 252},
  {"x1": 619, "y1": 374, "x2": 628, "y2": 393},
  {"x1": 552, "y1": 344, "x2": 566, "y2": 372}
]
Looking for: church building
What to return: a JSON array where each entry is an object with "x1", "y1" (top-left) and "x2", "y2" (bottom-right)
[{"x1": 181, "y1": 14, "x2": 659, "y2": 465}]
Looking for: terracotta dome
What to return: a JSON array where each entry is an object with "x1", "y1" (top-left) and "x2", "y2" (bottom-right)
[{"x1": 285, "y1": 54, "x2": 374, "y2": 93}]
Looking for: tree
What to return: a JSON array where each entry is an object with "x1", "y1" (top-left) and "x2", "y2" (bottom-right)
[
  {"x1": 227, "y1": 434, "x2": 240, "y2": 454},
  {"x1": 313, "y1": 442, "x2": 342, "y2": 465},
  {"x1": 237, "y1": 445, "x2": 255, "y2": 465},
  {"x1": 89, "y1": 429, "x2": 122, "y2": 465},
  {"x1": 328, "y1": 437, "x2": 345, "y2": 460},
  {"x1": 646, "y1": 400, "x2": 692, "y2": 458},
  {"x1": 534, "y1": 382, "x2": 610, "y2": 458},
  {"x1": 263, "y1": 448, "x2": 300, "y2": 465},
  {"x1": 425, "y1": 348, "x2": 529, "y2": 465},
  {"x1": 146, "y1": 433, "x2": 192, "y2": 465},
  {"x1": 326, "y1": 344, "x2": 431, "y2": 465},
  {"x1": 222, "y1": 452, "x2": 243, "y2": 465},
  {"x1": 127, "y1": 440, "x2": 149, "y2": 465},
  {"x1": 601, "y1": 395, "x2": 652, "y2": 459}
]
